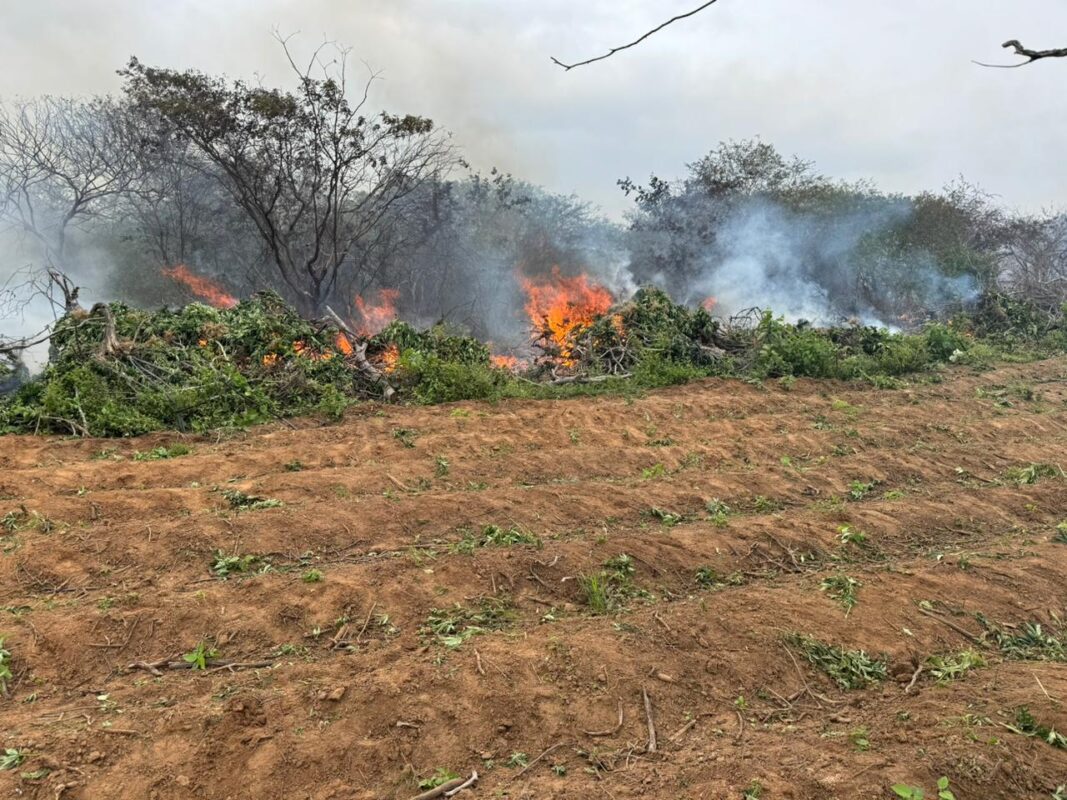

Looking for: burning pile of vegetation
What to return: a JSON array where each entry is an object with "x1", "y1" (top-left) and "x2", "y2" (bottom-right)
[
  {"x1": 0, "y1": 292, "x2": 494, "y2": 436},
  {"x1": 1, "y1": 274, "x2": 1065, "y2": 437}
]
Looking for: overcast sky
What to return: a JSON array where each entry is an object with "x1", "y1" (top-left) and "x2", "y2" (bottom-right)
[{"x1": 1, "y1": 0, "x2": 1065, "y2": 218}]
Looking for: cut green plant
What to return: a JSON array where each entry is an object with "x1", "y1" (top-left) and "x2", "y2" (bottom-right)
[
  {"x1": 820, "y1": 574, "x2": 861, "y2": 614},
  {"x1": 786, "y1": 633, "x2": 887, "y2": 689}
]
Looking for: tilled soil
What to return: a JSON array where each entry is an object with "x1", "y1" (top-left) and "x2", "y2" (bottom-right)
[{"x1": 1, "y1": 359, "x2": 1066, "y2": 799}]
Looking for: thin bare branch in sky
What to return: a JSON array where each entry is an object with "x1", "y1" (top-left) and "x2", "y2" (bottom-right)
[
  {"x1": 974, "y1": 39, "x2": 1067, "y2": 68},
  {"x1": 551, "y1": 0, "x2": 721, "y2": 71}
]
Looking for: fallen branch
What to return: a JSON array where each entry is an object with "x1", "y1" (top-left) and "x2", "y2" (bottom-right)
[
  {"x1": 507, "y1": 741, "x2": 568, "y2": 783},
  {"x1": 324, "y1": 305, "x2": 396, "y2": 401},
  {"x1": 444, "y1": 771, "x2": 478, "y2": 797},
  {"x1": 126, "y1": 657, "x2": 273, "y2": 676},
  {"x1": 904, "y1": 663, "x2": 924, "y2": 694},
  {"x1": 642, "y1": 687, "x2": 657, "y2": 753},
  {"x1": 409, "y1": 777, "x2": 466, "y2": 800},
  {"x1": 916, "y1": 606, "x2": 985, "y2": 647}
]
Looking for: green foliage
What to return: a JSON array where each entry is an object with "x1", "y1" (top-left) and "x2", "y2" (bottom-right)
[
  {"x1": 892, "y1": 776, "x2": 956, "y2": 800},
  {"x1": 705, "y1": 498, "x2": 732, "y2": 526},
  {"x1": 755, "y1": 313, "x2": 841, "y2": 378},
  {"x1": 421, "y1": 599, "x2": 513, "y2": 648},
  {"x1": 133, "y1": 444, "x2": 192, "y2": 461},
  {"x1": 506, "y1": 752, "x2": 529, "y2": 768},
  {"x1": 0, "y1": 294, "x2": 358, "y2": 436},
  {"x1": 571, "y1": 287, "x2": 722, "y2": 376},
  {"x1": 210, "y1": 550, "x2": 263, "y2": 579},
  {"x1": 976, "y1": 615, "x2": 1066, "y2": 661},
  {"x1": 417, "y1": 768, "x2": 460, "y2": 790},
  {"x1": 695, "y1": 566, "x2": 744, "y2": 589},
  {"x1": 786, "y1": 633, "x2": 887, "y2": 689},
  {"x1": 847, "y1": 480, "x2": 875, "y2": 501},
  {"x1": 649, "y1": 507, "x2": 683, "y2": 526},
  {"x1": 0, "y1": 749, "x2": 25, "y2": 771},
  {"x1": 301, "y1": 569, "x2": 324, "y2": 583},
  {"x1": 579, "y1": 553, "x2": 647, "y2": 614},
  {"x1": 820, "y1": 574, "x2": 861, "y2": 613},
  {"x1": 395, "y1": 349, "x2": 504, "y2": 404},
  {"x1": 451, "y1": 524, "x2": 541, "y2": 554},
  {"x1": 641, "y1": 463, "x2": 667, "y2": 480},
  {"x1": 222, "y1": 489, "x2": 282, "y2": 510},
  {"x1": 1007, "y1": 707, "x2": 1067, "y2": 749},
  {"x1": 0, "y1": 636, "x2": 12, "y2": 694},
  {"x1": 1054, "y1": 521, "x2": 1067, "y2": 544},
  {"x1": 837, "y1": 525, "x2": 868, "y2": 546},
  {"x1": 1003, "y1": 463, "x2": 1063, "y2": 485},
  {"x1": 926, "y1": 650, "x2": 984, "y2": 683},
  {"x1": 182, "y1": 640, "x2": 219, "y2": 670},
  {"x1": 4, "y1": 279, "x2": 1063, "y2": 439}
]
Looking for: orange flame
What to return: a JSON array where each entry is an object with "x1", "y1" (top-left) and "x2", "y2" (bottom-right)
[
  {"x1": 520, "y1": 267, "x2": 613, "y2": 364},
  {"x1": 491, "y1": 354, "x2": 520, "y2": 370},
  {"x1": 291, "y1": 340, "x2": 335, "y2": 362},
  {"x1": 701, "y1": 296, "x2": 718, "y2": 313},
  {"x1": 354, "y1": 289, "x2": 400, "y2": 336},
  {"x1": 262, "y1": 353, "x2": 279, "y2": 367},
  {"x1": 163, "y1": 265, "x2": 238, "y2": 309},
  {"x1": 335, "y1": 332, "x2": 354, "y2": 356},
  {"x1": 380, "y1": 343, "x2": 400, "y2": 373}
]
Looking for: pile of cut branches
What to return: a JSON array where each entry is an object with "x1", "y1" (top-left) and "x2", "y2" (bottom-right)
[
  {"x1": 0, "y1": 292, "x2": 492, "y2": 436},
  {"x1": 540, "y1": 288, "x2": 730, "y2": 379}
]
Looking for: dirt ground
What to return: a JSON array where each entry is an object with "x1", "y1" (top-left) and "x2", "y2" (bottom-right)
[{"x1": 2, "y1": 358, "x2": 1067, "y2": 799}]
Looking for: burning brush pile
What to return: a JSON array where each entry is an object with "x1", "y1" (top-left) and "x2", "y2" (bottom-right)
[
  {"x1": 0, "y1": 292, "x2": 494, "y2": 436},
  {"x1": 1, "y1": 265, "x2": 1064, "y2": 437}
]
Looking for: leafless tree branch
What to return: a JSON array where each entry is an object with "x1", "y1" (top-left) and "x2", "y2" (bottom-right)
[
  {"x1": 974, "y1": 39, "x2": 1067, "y2": 68},
  {"x1": 551, "y1": 0, "x2": 721, "y2": 71}
]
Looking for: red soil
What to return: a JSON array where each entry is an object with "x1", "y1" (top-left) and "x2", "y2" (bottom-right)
[{"x1": 1, "y1": 358, "x2": 1066, "y2": 799}]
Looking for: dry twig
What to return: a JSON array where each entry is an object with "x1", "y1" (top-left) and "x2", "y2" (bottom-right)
[{"x1": 552, "y1": 1, "x2": 721, "y2": 71}]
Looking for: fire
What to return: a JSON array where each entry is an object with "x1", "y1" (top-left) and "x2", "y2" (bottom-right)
[
  {"x1": 380, "y1": 343, "x2": 400, "y2": 373},
  {"x1": 491, "y1": 354, "x2": 519, "y2": 370},
  {"x1": 262, "y1": 353, "x2": 279, "y2": 367},
  {"x1": 520, "y1": 267, "x2": 613, "y2": 364},
  {"x1": 335, "y1": 332, "x2": 354, "y2": 356},
  {"x1": 163, "y1": 265, "x2": 238, "y2": 309},
  {"x1": 701, "y1": 296, "x2": 718, "y2": 313},
  {"x1": 291, "y1": 340, "x2": 335, "y2": 362},
  {"x1": 354, "y1": 289, "x2": 400, "y2": 336}
]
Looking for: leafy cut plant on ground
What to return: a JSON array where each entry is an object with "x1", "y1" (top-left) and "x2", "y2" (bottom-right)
[
  {"x1": 926, "y1": 650, "x2": 985, "y2": 683},
  {"x1": 819, "y1": 574, "x2": 861, "y2": 614},
  {"x1": 210, "y1": 550, "x2": 265, "y2": 579},
  {"x1": 420, "y1": 598, "x2": 514, "y2": 649},
  {"x1": 976, "y1": 615, "x2": 1067, "y2": 661},
  {"x1": 0, "y1": 636, "x2": 12, "y2": 694},
  {"x1": 786, "y1": 633, "x2": 888, "y2": 690},
  {"x1": 221, "y1": 489, "x2": 283, "y2": 511},
  {"x1": 1005, "y1": 707, "x2": 1067, "y2": 749}
]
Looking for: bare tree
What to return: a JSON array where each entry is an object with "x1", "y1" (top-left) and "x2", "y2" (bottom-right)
[
  {"x1": 121, "y1": 38, "x2": 457, "y2": 317},
  {"x1": 999, "y1": 215, "x2": 1067, "y2": 309},
  {"x1": 0, "y1": 96, "x2": 144, "y2": 271}
]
